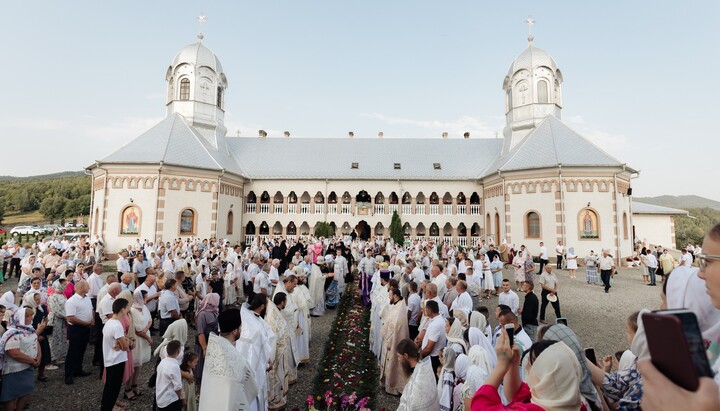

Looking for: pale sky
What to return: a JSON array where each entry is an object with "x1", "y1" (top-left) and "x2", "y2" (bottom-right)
[{"x1": 1, "y1": 1, "x2": 718, "y2": 200}]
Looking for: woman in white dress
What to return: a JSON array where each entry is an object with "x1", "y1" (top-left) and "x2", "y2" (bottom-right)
[
  {"x1": 130, "y1": 290, "x2": 152, "y2": 397},
  {"x1": 566, "y1": 247, "x2": 578, "y2": 279},
  {"x1": 223, "y1": 263, "x2": 237, "y2": 306},
  {"x1": 481, "y1": 254, "x2": 494, "y2": 299}
]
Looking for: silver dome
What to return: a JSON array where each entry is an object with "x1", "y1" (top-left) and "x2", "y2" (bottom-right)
[
  {"x1": 171, "y1": 36, "x2": 224, "y2": 74},
  {"x1": 506, "y1": 36, "x2": 559, "y2": 77}
]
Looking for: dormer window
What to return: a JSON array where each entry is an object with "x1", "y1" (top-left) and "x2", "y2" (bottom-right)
[
  {"x1": 351, "y1": 162, "x2": 359, "y2": 169},
  {"x1": 433, "y1": 163, "x2": 441, "y2": 170},
  {"x1": 216, "y1": 87, "x2": 223, "y2": 108},
  {"x1": 179, "y1": 78, "x2": 190, "y2": 100},
  {"x1": 394, "y1": 163, "x2": 401, "y2": 169}
]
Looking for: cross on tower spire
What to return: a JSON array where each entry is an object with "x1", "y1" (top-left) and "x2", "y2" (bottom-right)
[
  {"x1": 526, "y1": 16, "x2": 535, "y2": 43},
  {"x1": 197, "y1": 13, "x2": 207, "y2": 41}
]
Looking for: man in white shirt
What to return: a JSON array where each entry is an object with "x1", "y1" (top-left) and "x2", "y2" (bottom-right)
[
  {"x1": 410, "y1": 262, "x2": 425, "y2": 287},
  {"x1": 136, "y1": 272, "x2": 160, "y2": 328},
  {"x1": 116, "y1": 250, "x2": 130, "y2": 283},
  {"x1": 158, "y1": 279, "x2": 181, "y2": 335},
  {"x1": 99, "y1": 283, "x2": 121, "y2": 325},
  {"x1": 406, "y1": 281, "x2": 421, "y2": 340},
  {"x1": 537, "y1": 242, "x2": 549, "y2": 274},
  {"x1": 132, "y1": 253, "x2": 148, "y2": 288},
  {"x1": 268, "y1": 259, "x2": 281, "y2": 296},
  {"x1": 456, "y1": 252, "x2": 467, "y2": 276},
  {"x1": 430, "y1": 266, "x2": 447, "y2": 301},
  {"x1": 678, "y1": 249, "x2": 693, "y2": 268},
  {"x1": 499, "y1": 310, "x2": 532, "y2": 351},
  {"x1": 64, "y1": 280, "x2": 94, "y2": 384},
  {"x1": 450, "y1": 280, "x2": 473, "y2": 317},
  {"x1": 420, "y1": 300, "x2": 446, "y2": 379},
  {"x1": 254, "y1": 264, "x2": 271, "y2": 296},
  {"x1": 156, "y1": 340, "x2": 184, "y2": 410},
  {"x1": 598, "y1": 249, "x2": 616, "y2": 293},
  {"x1": 498, "y1": 279, "x2": 520, "y2": 314},
  {"x1": 246, "y1": 256, "x2": 261, "y2": 298},
  {"x1": 555, "y1": 241, "x2": 565, "y2": 270},
  {"x1": 646, "y1": 250, "x2": 659, "y2": 286}
]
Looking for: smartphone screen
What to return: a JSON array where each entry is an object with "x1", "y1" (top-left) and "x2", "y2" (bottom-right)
[
  {"x1": 556, "y1": 318, "x2": 568, "y2": 326},
  {"x1": 504, "y1": 324, "x2": 515, "y2": 347},
  {"x1": 667, "y1": 311, "x2": 714, "y2": 378},
  {"x1": 585, "y1": 348, "x2": 597, "y2": 366}
]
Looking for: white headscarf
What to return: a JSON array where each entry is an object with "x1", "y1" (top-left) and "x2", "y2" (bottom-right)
[
  {"x1": 630, "y1": 309, "x2": 651, "y2": 360},
  {"x1": 0, "y1": 292, "x2": 17, "y2": 311},
  {"x1": 455, "y1": 353, "x2": 469, "y2": 380},
  {"x1": 666, "y1": 266, "x2": 720, "y2": 343},
  {"x1": 469, "y1": 311, "x2": 487, "y2": 331},
  {"x1": 527, "y1": 341, "x2": 583, "y2": 411},
  {"x1": 467, "y1": 327, "x2": 496, "y2": 369}
]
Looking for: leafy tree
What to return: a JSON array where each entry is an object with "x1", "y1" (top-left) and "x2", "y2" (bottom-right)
[
  {"x1": 16, "y1": 188, "x2": 38, "y2": 212},
  {"x1": 389, "y1": 210, "x2": 404, "y2": 245},
  {"x1": 314, "y1": 221, "x2": 335, "y2": 238},
  {"x1": 39, "y1": 196, "x2": 68, "y2": 222},
  {"x1": 674, "y1": 208, "x2": 720, "y2": 248},
  {"x1": 0, "y1": 203, "x2": 4, "y2": 225}
]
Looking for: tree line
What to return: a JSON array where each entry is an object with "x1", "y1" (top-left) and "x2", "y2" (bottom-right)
[
  {"x1": 0, "y1": 174, "x2": 91, "y2": 224},
  {"x1": 674, "y1": 208, "x2": 720, "y2": 249}
]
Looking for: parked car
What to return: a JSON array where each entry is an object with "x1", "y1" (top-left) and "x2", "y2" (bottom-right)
[
  {"x1": 65, "y1": 222, "x2": 76, "y2": 228},
  {"x1": 43, "y1": 224, "x2": 66, "y2": 234},
  {"x1": 10, "y1": 226, "x2": 45, "y2": 236},
  {"x1": 69, "y1": 232, "x2": 90, "y2": 242}
]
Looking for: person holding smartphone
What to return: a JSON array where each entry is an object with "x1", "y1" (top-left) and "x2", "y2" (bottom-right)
[{"x1": 638, "y1": 223, "x2": 720, "y2": 410}]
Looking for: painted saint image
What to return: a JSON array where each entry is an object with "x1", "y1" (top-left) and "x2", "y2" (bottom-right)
[
  {"x1": 581, "y1": 210, "x2": 598, "y2": 238},
  {"x1": 121, "y1": 206, "x2": 139, "y2": 235}
]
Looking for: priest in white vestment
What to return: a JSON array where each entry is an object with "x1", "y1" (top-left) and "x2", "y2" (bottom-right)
[
  {"x1": 396, "y1": 339, "x2": 440, "y2": 411},
  {"x1": 333, "y1": 249, "x2": 348, "y2": 294},
  {"x1": 237, "y1": 295, "x2": 276, "y2": 411},
  {"x1": 370, "y1": 269, "x2": 390, "y2": 357},
  {"x1": 308, "y1": 261, "x2": 327, "y2": 316},
  {"x1": 290, "y1": 269, "x2": 313, "y2": 363},
  {"x1": 200, "y1": 309, "x2": 258, "y2": 410},
  {"x1": 379, "y1": 287, "x2": 410, "y2": 395},
  {"x1": 272, "y1": 276, "x2": 300, "y2": 383},
  {"x1": 266, "y1": 295, "x2": 293, "y2": 410}
]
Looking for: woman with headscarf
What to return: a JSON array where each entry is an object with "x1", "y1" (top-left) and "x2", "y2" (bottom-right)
[
  {"x1": 447, "y1": 318, "x2": 468, "y2": 355},
  {"x1": 472, "y1": 331, "x2": 585, "y2": 411},
  {"x1": 0, "y1": 307, "x2": 42, "y2": 410},
  {"x1": 587, "y1": 310, "x2": 648, "y2": 411},
  {"x1": 154, "y1": 318, "x2": 188, "y2": 362},
  {"x1": 453, "y1": 310, "x2": 469, "y2": 329},
  {"x1": 47, "y1": 279, "x2": 68, "y2": 367},
  {"x1": 481, "y1": 255, "x2": 494, "y2": 299},
  {"x1": 542, "y1": 324, "x2": 603, "y2": 410},
  {"x1": 566, "y1": 247, "x2": 578, "y2": 279},
  {"x1": 437, "y1": 346, "x2": 457, "y2": 411},
  {"x1": 490, "y1": 255, "x2": 503, "y2": 296},
  {"x1": 453, "y1": 353, "x2": 468, "y2": 411},
  {"x1": 462, "y1": 345, "x2": 496, "y2": 409},
  {"x1": 130, "y1": 289, "x2": 152, "y2": 397},
  {"x1": 22, "y1": 292, "x2": 51, "y2": 382},
  {"x1": 194, "y1": 294, "x2": 219, "y2": 388}
]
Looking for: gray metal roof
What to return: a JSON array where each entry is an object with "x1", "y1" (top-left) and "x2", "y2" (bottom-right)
[
  {"x1": 486, "y1": 116, "x2": 627, "y2": 175},
  {"x1": 97, "y1": 114, "x2": 244, "y2": 175},
  {"x1": 171, "y1": 38, "x2": 224, "y2": 74},
  {"x1": 506, "y1": 38, "x2": 560, "y2": 77},
  {"x1": 632, "y1": 201, "x2": 688, "y2": 215},
  {"x1": 227, "y1": 137, "x2": 503, "y2": 180}
]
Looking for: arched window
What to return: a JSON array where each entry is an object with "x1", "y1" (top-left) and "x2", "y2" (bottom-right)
[
  {"x1": 374, "y1": 222, "x2": 384, "y2": 236},
  {"x1": 578, "y1": 209, "x2": 600, "y2": 239},
  {"x1": 623, "y1": 212, "x2": 629, "y2": 240},
  {"x1": 180, "y1": 209, "x2": 195, "y2": 235},
  {"x1": 259, "y1": 221, "x2": 269, "y2": 235},
  {"x1": 245, "y1": 221, "x2": 256, "y2": 235},
  {"x1": 429, "y1": 192, "x2": 439, "y2": 205},
  {"x1": 526, "y1": 211, "x2": 541, "y2": 238},
  {"x1": 227, "y1": 211, "x2": 234, "y2": 235},
  {"x1": 374, "y1": 192, "x2": 384, "y2": 204},
  {"x1": 273, "y1": 191, "x2": 284, "y2": 203},
  {"x1": 246, "y1": 191, "x2": 257, "y2": 204},
  {"x1": 341, "y1": 192, "x2": 351, "y2": 204},
  {"x1": 260, "y1": 191, "x2": 270, "y2": 203},
  {"x1": 470, "y1": 192, "x2": 481, "y2": 204},
  {"x1": 403, "y1": 222, "x2": 412, "y2": 236},
  {"x1": 314, "y1": 191, "x2": 325, "y2": 204},
  {"x1": 429, "y1": 223, "x2": 439, "y2": 237},
  {"x1": 179, "y1": 78, "x2": 190, "y2": 100},
  {"x1": 458, "y1": 223, "x2": 467, "y2": 237},
  {"x1": 288, "y1": 191, "x2": 298, "y2": 204},
  {"x1": 287, "y1": 222, "x2": 297, "y2": 235},
  {"x1": 402, "y1": 192, "x2": 412, "y2": 204},
  {"x1": 389, "y1": 192, "x2": 399, "y2": 205},
  {"x1": 328, "y1": 192, "x2": 338, "y2": 204},
  {"x1": 537, "y1": 79, "x2": 549, "y2": 103},
  {"x1": 216, "y1": 87, "x2": 223, "y2": 108}
]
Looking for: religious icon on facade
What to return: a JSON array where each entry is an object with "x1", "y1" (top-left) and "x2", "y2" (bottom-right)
[
  {"x1": 579, "y1": 209, "x2": 599, "y2": 239},
  {"x1": 121, "y1": 206, "x2": 140, "y2": 235}
]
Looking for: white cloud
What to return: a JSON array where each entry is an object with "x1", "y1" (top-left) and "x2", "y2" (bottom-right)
[
  {"x1": 80, "y1": 116, "x2": 164, "y2": 143},
  {"x1": 358, "y1": 112, "x2": 501, "y2": 138}
]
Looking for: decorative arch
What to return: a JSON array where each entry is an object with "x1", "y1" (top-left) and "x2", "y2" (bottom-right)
[
  {"x1": 443, "y1": 223, "x2": 453, "y2": 236},
  {"x1": 272, "y1": 222, "x2": 283, "y2": 235},
  {"x1": 288, "y1": 191, "x2": 298, "y2": 204},
  {"x1": 245, "y1": 221, "x2": 256, "y2": 235},
  {"x1": 442, "y1": 192, "x2": 453, "y2": 204},
  {"x1": 120, "y1": 205, "x2": 140, "y2": 235},
  {"x1": 389, "y1": 192, "x2": 399, "y2": 205},
  {"x1": 429, "y1": 192, "x2": 439, "y2": 205},
  {"x1": 416, "y1": 222, "x2": 426, "y2": 236},
  {"x1": 227, "y1": 211, "x2": 234, "y2": 235},
  {"x1": 259, "y1": 221, "x2": 270, "y2": 235},
  {"x1": 471, "y1": 223, "x2": 481, "y2": 237},
  {"x1": 374, "y1": 222, "x2": 384, "y2": 236},
  {"x1": 470, "y1": 192, "x2": 481, "y2": 204},
  {"x1": 578, "y1": 208, "x2": 600, "y2": 239},
  {"x1": 341, "y1": 192, "x2": 351, "y2": 204},
  {"x1": 179, "y1": 208, "x2": 197, "y2": 235},
  {"x1": 328, "y1": 191, "x2": 338, "y2": 204},
  {"x1": 287, "y1": 221, "x2": 297, "y2": 235},
  {"x1": 525, "y1": 211, "x2": 541, "y2": 239},
  {"x1": 485, "y1": 213, "x2": 491, "y2": 237},
  {"x1": 429, "y1": 222, "x2": 440, "y2": 236},
  {"x1": 300, "y1": 191, "x2": 311, "y2": 204},
  {"x1": 314, "y1": 191, "x2": 325, "y2": 204},
  {"x1": 495, "y1": 212, "x2": 501, "y2": 244},
  {"x1": 374, "y1": 192, "x2": 385, "y2": 204},
  {"x1": 273, "y1": 191, "x2": 284, "y2": 203},
  {"x1": 341, "y1": 222, "x2": 351, "y2": 234},
  {"x1": 416, "y1": 192, "x2": 426, "y2": 204},
  {"x1": 246, "y1": 191, "x2": 257, "y2": 204},
  {"x1": 356, "y1": 190, "x2": 371, "y2": 203},
  {"x1": 179, "y1": 78, "x2": 190, "y2": 100},
  {"x1": 299, "y1": 221, "x2": 310, "y2": 235},
  {"x1": 403, "y1": 222, "x2": 412, "y2": 236},
  {"x1": 260, "y1": 191, "x2": 270, "y2": 203},
  {"x1": 458, "y1": 223, "x2": 467, "y2": 237},
  {"x1": 457, "y1": 192, "x2": 466, "y2": 204},
  {"x1": 402, "y1": 192, "x2": 412, "y2": 204}
]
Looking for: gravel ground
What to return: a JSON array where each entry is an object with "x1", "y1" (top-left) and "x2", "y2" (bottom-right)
[{"x1": 15, "y1": 264, "x2": 657, "y2": 410}]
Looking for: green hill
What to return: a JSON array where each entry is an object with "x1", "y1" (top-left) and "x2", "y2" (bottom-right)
[
  {"x1": 0, "y1": 171, "x2": 85, "y2": 182},
  {"x1": 635, "y1": 195, "x2": 720, "y2": 211}
]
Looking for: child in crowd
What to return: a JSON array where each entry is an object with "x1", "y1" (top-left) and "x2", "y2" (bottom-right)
[{"x1": 180, "y1": 351, "x2": 198, "y2": 411}]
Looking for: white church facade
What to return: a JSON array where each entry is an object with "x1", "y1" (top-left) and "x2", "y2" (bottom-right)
[{"x1": 87, "y1": 33, "x2": 680, "y2": 258}]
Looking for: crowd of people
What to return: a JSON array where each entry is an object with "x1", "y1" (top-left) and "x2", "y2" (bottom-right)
[{"x1": 0, "y1": 226, "x2": 717, "y2": 410}]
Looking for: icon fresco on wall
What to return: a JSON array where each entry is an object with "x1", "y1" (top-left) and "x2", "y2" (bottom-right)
[{"x1": 121, "y1": 206, "x2": 140, "y2": 235}]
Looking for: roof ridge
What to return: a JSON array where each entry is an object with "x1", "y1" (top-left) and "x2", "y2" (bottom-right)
[
  {"x1": 179, "y1": 118, "x2": 223, "y2": 170},
  {"x1": 548, "y1": 116, "x2": 561, "y2": 164},
  {"x1": 159, "y1": 115, "x2": 177, "y2": 162},
  {"x1": 550, "y1": 117, "x2": 626, "y2": 166}
]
